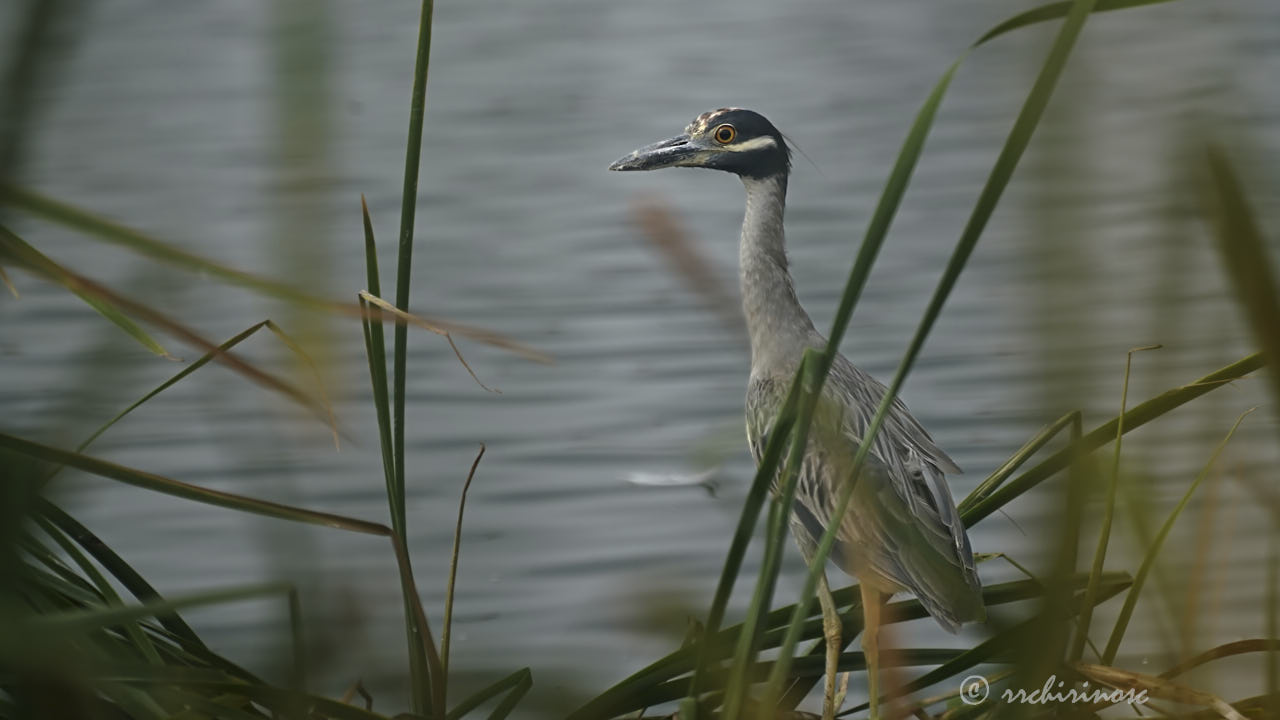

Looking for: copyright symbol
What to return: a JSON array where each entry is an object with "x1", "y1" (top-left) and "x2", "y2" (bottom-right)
[{"x1": 960, "y1": 675, "x2": 989, "y2": 705}]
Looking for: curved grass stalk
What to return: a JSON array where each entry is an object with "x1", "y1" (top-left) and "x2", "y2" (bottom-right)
[
  {"x1": 960, "y1": 352, "x2": 1264, "y2": 526},
  {"x1": 1101, "y1": 407, "x2": 1256, "y2": 665},
  {"x1": 442, "y1": 444, "x2": 486, "y2": 675},
  {"x1": 1070, "y1": 345, "x2": 1160, "y2": 662}
]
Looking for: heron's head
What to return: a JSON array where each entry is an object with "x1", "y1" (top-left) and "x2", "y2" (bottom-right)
[{"x1": 608, "y1": 108, "x2": 790, "y2": 180}]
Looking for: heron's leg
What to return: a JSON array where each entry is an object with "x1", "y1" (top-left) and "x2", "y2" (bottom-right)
[
  {"x1": 816, "y1": 571, "x2": 842, "y2": 720},
  {"x1": 833, "y1": 666, "x2": 851, "y2": 714},
  {"x1": 860, "y1": 584, "x2": 883, "y2": 720}
]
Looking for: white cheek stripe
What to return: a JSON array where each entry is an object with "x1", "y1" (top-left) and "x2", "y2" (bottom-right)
[{"x1": 722, "y1": 135, "x2": 778, "y2": 152}]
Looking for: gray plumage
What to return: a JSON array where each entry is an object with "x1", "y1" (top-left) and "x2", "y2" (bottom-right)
[{"x1": 611, "y1": 108, "x2": 984, "y2": 632}]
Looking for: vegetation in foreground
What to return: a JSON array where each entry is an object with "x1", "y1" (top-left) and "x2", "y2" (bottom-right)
[{"x1": 1, "y1": 0, "x2": 1277, "y2": 718}]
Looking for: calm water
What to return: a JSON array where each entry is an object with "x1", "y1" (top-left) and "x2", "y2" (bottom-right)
[{"x1": 4, "y1": 0, "x2": 1278, "y2": 714}]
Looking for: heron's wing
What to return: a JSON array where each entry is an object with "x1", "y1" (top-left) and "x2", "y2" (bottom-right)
[
  {"x1": 746, "y1": 362, "x2": 982, "y2": 624},
  {"x1": 824, "y1": 355, "x2": 978, "y2": 580},
  {"x1": 827, "y1": 354, "x2": 961, "y2": 474},
  {"x1": 747, "y1": 380, "x2": 980, "y2": 629}
]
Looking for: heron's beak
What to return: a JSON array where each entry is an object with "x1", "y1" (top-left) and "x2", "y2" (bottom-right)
[{"x1": 608, "y1": 134, "x2": 700, "y2": 171}]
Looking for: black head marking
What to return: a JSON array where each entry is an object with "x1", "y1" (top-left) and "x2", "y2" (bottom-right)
[{"x1": 688, "y1": 108, "x2": 792, "y2": 179}]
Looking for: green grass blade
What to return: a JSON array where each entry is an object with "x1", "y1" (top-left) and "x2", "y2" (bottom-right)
[
  {"x1": 10, "y1": 432, "x2": 447, "y2": 717},
  {"x1": 961, "y1": 352, "x2": 1264, "y2": 525},
  {"x1": 359, "y1": 197, "x2": 399, "y2": 529},
  {"x1": 1, "y1": 433, "x2": 389, "y2": 536},
  {"x1": 1204, "y1": 144, "x2": 1280, "y2": 417},
  {"x1": 390, "y1": 0, "x2": 438, "y2": 651},
  {"x1": 721, "y1": 498, "x2": 790, "y2": 720},
  {"x1": 1270, "y1": 537, "x2": 1279, "y2": 718},
  {"x1": 443, "y1": 444, "x2": 484, "y2": 676},
  {"x1": 567, "y1": 575, "x2": 1125, "y2": 719},
  {"x1": 687, "y1": 368, "x2": 803, "y2": 698},
  {"x1": 843, "y1": 577, "x2": 1131, "y2": 714},
  {"x1": 484, "y1": 668, "x2": 532, "y2": 720},
  {"x1": 974, "y1": 0, "x2": 1176, "y2": 46},
  {"x1": 961, "y1": 411, "x2": 1080, "y2": 511},
  {"x1": 22, "y1": 582, "x2": 294, "y2": 639},
  {"x1": 445, "y1": 667, "x2": 530, "y2": 720},
  {"x1": 0, "y1": 182, "x2": 343, "y2": 309},
  {"x1": 390, "y1": 0, "x2": 438, "y2": 510},
  {"x1": 762, "y1": 0, "x2": 1102, "y2": 706},
  {"x1": 119, "y1": 679, "x2": 397, "y2": 720},
  {"x1": 35, "y1": 499, "x2": 210, "y2": 652},
  {"x1": 32, "y1": 514, "x2": 163, "y2": 666},
  {"x1": 1102, "y1": 407, "x2": 1255, "y2": 664},
  {"x1": 1070, "y1": 345, "x2": 1159, "y2": 662},
  {"x1": 73, "y1": 321, "x2": 269, "y2": 456},
  {"x1": 722, "y1": 353, "x2": 821, "y2": 720},
  {"x1": 2, "y1": 226, "x2": 340, "y2": 434},
  {"x1": 0, "y1": 224, "x2": 170, "y2": 357}
]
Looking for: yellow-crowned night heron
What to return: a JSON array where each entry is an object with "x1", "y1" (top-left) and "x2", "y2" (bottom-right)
[{"x1": 609, "y1": 108, "x2": 984, "y2": 719}]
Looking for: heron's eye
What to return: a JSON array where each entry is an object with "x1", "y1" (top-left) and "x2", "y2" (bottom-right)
[{"x1": 713, "y1": 124, "x2": 736, "y2": 144}]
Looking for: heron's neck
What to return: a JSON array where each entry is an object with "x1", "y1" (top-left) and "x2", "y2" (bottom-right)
[{"x1": 739, "y1": 174, "x2": 818, "y2": 372}]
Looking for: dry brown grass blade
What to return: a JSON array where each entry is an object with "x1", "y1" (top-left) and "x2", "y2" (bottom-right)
[
  {"x1": 630, "y1": 195, "x2": 745, "y2": 338},
  {"x1": 339, "y1": 680, "x2": 373, "y2": 710},
  {"x1": 1075, "y1": 663, "x2": 1247, "y2": 720},
  {"x1": 16, "y1": 255, "x2": 341, "y2": 439},
  {"x1": 264, "y1": 319, "x2": 341, "y2": 449},
  {"x1": 358, "y1": 289, "x2": 551, "y2": 367},
  {"x1": 1161, "y1": 640, "x2": 1280, "y2": 680},
  {"x1": 0, "y1": 263, "x2": 17, "y2": 297}
]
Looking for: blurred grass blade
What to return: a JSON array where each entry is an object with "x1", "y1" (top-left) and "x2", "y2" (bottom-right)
[
  {"x1": 1160, "y1": 639, "x2": 1280, "y2": 680},
  {"x1": 763, "y1": 0, "x2": 1103, "y2": 707},
  {"x1": 0, "y1": 262, "x2": 17, "y2": 297},
  {"x1": 568, "y1": 575, "x2": 1125, "y2": 720},
  {"x1": 2, "y1": 226, "x2": 342, "y2": 436},
  {"x1": 1074, "y1": 663, "x2": 1248, "y2": 720},
  {"x1": 0, "y1": 224, "x2": 171, "y2": 357},
  {"x1": 63, "y1": 320, "x2": 335, "y2": 477},
  {"x1": 1071, "y1": 345, "x2": 1159, "y2": 662},
  {"x1": 5, "y1": 431, "x2": 449, "y2": 714},
  {"x1": 722, "y1": 354, "x2": 820, "y2": 720},
  {"x1": 24, "y1": 582, "x2": 293, "y2": 638},
  {"x1": 32, "y1": 515, "x2": 163, "y2": 665},
  {"x1": 265, "y1": 320, "x2": 340, "y2": 449},
  {"x1": 445, "y1": 668, "x2": 530, "y2": 720},
  {"x1": 119, "y1": 679, "x2": 394, "y2": 720},
  {"x1": 975, "y1": 0, "x2": 1175, "y2": 45},
  {"x1": 2, "y1": 432, "x2": 390, "y2": 536},
  {"x1": 630, "y1": 197, "x2": 744, "y2": 336},
  {"x1": 0, "y1": 182, "x2": 342, "y2": 308},
  {"x1": 961, "y1": 352, "x2": 1264, "y2": 525},
  {"x1": 846, "y1": 578, "x2": 1131, "y2": 713},
  {"x1": 486, "y1": 668, "x2": 533, "y2": 720},
  {"x1": 1270, "y1": 537, "x2": 1279, "y2": 717},
  {"x1": 1102, "y1": 407, "x2": 1255, "y2": 664},
  {"x1": 0, "y1": 185, "x2": 548, "y2": 363},
  {"x1": 35, "y1": 499, "x2": 212, "y2": 652},
  {"x1": 1204, "y1": 144, "x2": 1280, "y2": 416},
  {"x1": 688, "y1": 368, "x2": 804, "y2": 698}
]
